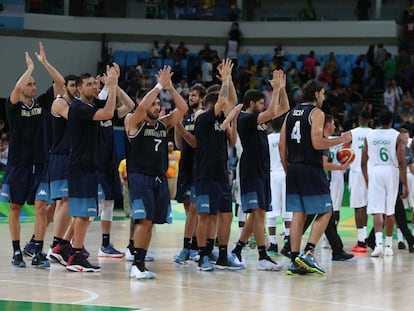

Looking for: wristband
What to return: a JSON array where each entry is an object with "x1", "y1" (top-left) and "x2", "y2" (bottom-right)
[{"x1": 155, "y1": 83, "x2": 163, "y2": 91}]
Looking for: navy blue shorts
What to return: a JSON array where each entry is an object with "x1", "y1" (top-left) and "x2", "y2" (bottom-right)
[
  {"x1": 0, "y1": 164, "x2": 50, "y2": 205},
  {"x1": 175, "y1": 174, "x2": 195, "y2": 203},
  {"x1": 195, "y1": 179, "x2": 232, "y2": 215},
  {"x1": 97, "y1": 168, "x2": 122, "y2": 201},
  {"x1": 49, "y1": 154, "x2": 69, "y2": 200},
  {"x1": 240, "y1": 178, "x2": 271, "y2": 213},
  {"x1": 128, "y1": 172, "x2": 172, "y2": 224},
  {"x1": 286, "y1": 163, "x2": 332, "y2": 214},
  {"x1": 68, "y1": 170, "x2": 98, "y2": 217}
]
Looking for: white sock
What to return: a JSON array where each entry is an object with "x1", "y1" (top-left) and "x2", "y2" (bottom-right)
[
  {"x1": 385, "y1": 236, "x2": 393, "y2": 248},
  {"x1": 397, "y1": 228, "x2": 403, "y2": 243},
  {"x1": 357, "y1": 228, "x2": 365, "y2": 243},
  {"x1": 269, "y1": 235, "x2": 276, "y2": 245},
  {"x1": 363, "y1": 226, "x2": 367, "y2": 240},
  {"x1": 375, "y1": 232, "x2": 383, "y2": 246},
  {"x1": 285, "y1": 228, "x2": 290, "y2": 236}
]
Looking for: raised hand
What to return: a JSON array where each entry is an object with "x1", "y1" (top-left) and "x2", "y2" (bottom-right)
[
  {"x1": 112, "y1": 63, "x2": 121, "y2": 79},
  {"x1": 34, "y1": 42, "x2": 47, "y2": 64},
  {"x1": 106, "y1": 65, "x2": 118, "y2": 87},
  {"x1": 157, "y1": 66, "x2": 173, "y2": 90},
  {"x1": 217, "y1": 58, "x2": 233, "y2": 79},
  {"x1": 25, "y1": 51, "x2": 34, "y2": 70},
  {"x1": 269, "y1": 69, "x2": 283, "y2": 90}
]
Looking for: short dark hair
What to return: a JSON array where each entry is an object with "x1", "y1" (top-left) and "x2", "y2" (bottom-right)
[
  {"x1": 324, "y1": 113, "x2": 334, "y2": 126},
  {"x1": 203, "y1": 92, "x2": 219, "y2": 108},
  {"x1": 379, "y1": 109, "x2": 393, "y2": 126},
  {"x1": 190, "y1": 85, "x2": 206, "y2": 98},
  {"x1": 136, "y1": 88, "x2": 150, "y2": 100},
  {"x1": 359, "y1": 110, "x2": 370, "y2": 121},
  {"x1": 206, "y1": 84, "x2": 221, "y2": 94},
  {"x1": 64, "y1": 74, "x2": 78, "y2": 85},
  {"x1": 76, "y1": 73, "x2": 92, "y2": 87},
  {"x1": 243, "y1": 90, "x2": 265, "y2": 110}
]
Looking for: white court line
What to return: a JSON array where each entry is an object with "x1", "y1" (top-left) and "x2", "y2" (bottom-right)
[{"x1": 0, "y1": 279, "x2": 99, "y2": 304}]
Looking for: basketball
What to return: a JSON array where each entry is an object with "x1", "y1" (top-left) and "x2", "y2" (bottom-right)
[{"x1": 336, "y1": 146, "x2": 355, "y2": 164}]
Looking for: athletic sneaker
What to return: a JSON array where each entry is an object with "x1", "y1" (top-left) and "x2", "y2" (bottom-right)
[
  {"x1": 173, "y1": 248, "x2": 189, "y2": 264},
  {"x1": 332, "y1": 251, "x2": 354, "y2": 261},
  {"x1": 66, "y1": 254, "x2": 101, "y2": 272},
  {"x1": 125, "y1": 247, "x2": 134, "y2": 261},
  {"x1": 384, "y1": 246, "x2": 393, "y2": 256},
  {"x1": 321, "y1": 237, "x2": 330, "y2": 249},
  {"x1": 130, "y1": 264, "x2": 156, "y2": 280},
  {"x1": 198, "y1": 255, "x2": 214, "y2": 271},
  {"x1": 215, "y1": 254, "x2": 246, "y2": 270},
  {"x1": 145, "y1": 254, "x2": 154, "y2": 262},
  {"x1": 98, "y1": 244, "x2": 125, "y2": 258},
  {"x1": 286, "y1": 261, "x2": 309, "y2": 275},
  {"x1": 189, "y1": 249, "x2": 200, "y2": 261},
  {"x1": 50, "y1": 243, "x2": 71, "y2": 266},
  {"x1": 295, "y1": 251, "x2": 326, "y2": 275},
  {"x1": 82, "y1": 246, "x2": 90, "y2": 259},
  {"x1": 266, "y1": 243, "x2": 279, "y2": 257},
  {"x1": 12, "y1": 251, "x2": 26, "y2": 268},
  {"x1": 398, "y1": 241, "x2": 406, "y2": 250},
  {"x1": 257, "y1": 257, "x2": 284, "y2": 271},
  {"x1": 371, "y1": 245, "x2": 384, "y2": 257},
  {"x1": 31, "y1": 252, "x2": 50, "y2": 269},
  {"x1": 280, "y1": 244, "x2": 291, "y2": 259},
  {"x1": 351, "y1": 241, "x2": 368, "y2": 253},
  {"x1": 208, "y1": 250, "x2": 218, "y2": 263},
  {"x1": 46, "y1": 246, "x2": 57, "y2": 263},
  {"x1": 23, "y1": 241, "x2": 36, "y2": 258}
]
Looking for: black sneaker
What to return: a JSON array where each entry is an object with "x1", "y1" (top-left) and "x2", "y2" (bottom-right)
[
  {"x1": 266, "y1": 243, "x2": 279, "y2": 256},
  {"x1": 23, "y1": 241, "x2": 36, "y2": 258},
  {"x1": 66, "y1": 254, "x2": 101, "y2": 272},
  {"x1": 332, "y1": 251, "x2": 354, "y2": 261},
  {"x1": 12, "y1": 252, "x2": 26, "y2": 268},
  {"x1": 280, "y1": 243, "x2": 291, "y2": 259},
  {"x1": 50, "y1": 243, "x2": 71, "y2": 266},
  {"x1": 398, "y1": 241, "x2": 406, "y2": 250},
  {"x1": 32, "y1": 252, "x2": 50, "y2": 268},
  {"x1": 409, "y1": 244, "x2": 414, "y2": 253}
]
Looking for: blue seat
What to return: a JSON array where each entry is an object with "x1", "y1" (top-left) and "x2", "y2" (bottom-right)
[
  {"x1": 163, "y1": 59, "x2": 174, "y2": 67},
  {"x1": 113, "y1": 50, "x2": 126, "y2": 68},
  {"x1": 138, "y1": 50, "x2": 150, "y2": 60},
  {"x1": 126, "y1": 51, "x2": 139, "y2": 67}
]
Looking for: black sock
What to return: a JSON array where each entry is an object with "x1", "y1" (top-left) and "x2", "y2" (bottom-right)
[
  {"x1": 183, "y1": 237, "x2": 191, "y2": 250},
  {"x1": 128, "y1": 239, "x2": 134, "y2": 250},
  {"x1": 52, "y1": 236, "x2": 62, "y2": 248},
  {"x1": 33, "y1": 240, "x2": 43, "y2": 254},
  {"x1": 199, "y1": 247, "x2": 208, "y2": 258},
  {"x1": 191, "y1": 236, "x2": 198, "y2": 250},
  {"x1": 218, "y1": 245, "x2": 228, "y2": 262},
  {"x1": 12, "y1": 240, "x2": 21, "y2": 254},
  {"x1": 30, "y1": 234, "x2": 35, "y2": 243},
  {"x1": 59, "y1": 239, "x2": 70, "y2": 246},
  {"x1": 134, "y1": 248, "x2": 145, "y2": 271},
  {"x1": 206, "y1": 238, "x2": 215, "y2": 253},
  {"x1": 72, "y1": 248, "x2": 82, "y2": 256},
  {"x1": 102, "y1": 234, "x2": 110, "y2": 247},
  {"x1": 232, "y1": 240, "x2": 246, "y2": 254},
  {"x1": 291, "y1": 252, "x2": 300, "y2": 261},
  {"x1": 304, "y1": 243, "x2": 316, "y2": 252},
  {"x1": 258, "y1": 245, "x2": 267, "y2": 260}
]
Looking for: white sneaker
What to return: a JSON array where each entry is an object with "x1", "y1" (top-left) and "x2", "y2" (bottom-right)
[
  {"x1": 130, "y1": 265, "x2": 156, "y2": 279},
  {"x1": 257, "y1": 257, "x2": 284, "y2": 271},
  {"x1": 125, "y1": 248, "x2": 134, "y2": 261},
  {"x1": 46, "y1": 246, "x2": 57, "y2": 263},
  {"x1": 371, "y1": 245, "x2": 383, "y2": 257},
  {"x1": 384, "y1": 247, "x2": 394, "y2": 256},
  {"x1": 321, "y1": 236, "x2": 330, "y2": 249}
]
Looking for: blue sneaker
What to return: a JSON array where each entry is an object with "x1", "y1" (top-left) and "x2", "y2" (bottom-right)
[
  {"x1": 198, "y1": 255, "x2": 214, "y2": 271},
  {"x1": 247, "y1": 236, "x2": 257, "y2": 249},
  {"x1": 286, "y1": 261, "x2": 309, "y2": 275},
  {"x1": 295, "y1": 250, "x2": 326, "y2": 275},
  {"x1": 173, "y1": 248, "x2": 189, "y2": 264},
  {"x1": 98, "y1": 244, "x2": 125, "y2": 258},
  {"x1": 215, "y1": 253, "x2": 246, "y2": 270},
  {"x1": 189, "y1": 249, "x2": 200, "y2": 262},
  {"x1": 23, "y1": 241, "x2": 36, "y2": 258},
  {"x1": 31, "y1": 252, "x2": 50, "y2": 269},
  {"x1": 12, "y1": 251, "x2": 26, "y2": 268},
  {"x1": 208, "y1": 250, "x2": 218, "y2": 263}
]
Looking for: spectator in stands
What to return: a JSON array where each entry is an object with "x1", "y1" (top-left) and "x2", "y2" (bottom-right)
[
  {"x1": 351, "y1": 60, "x2": 365, "y2": 94},
  {"x1": 396, "y1": 47, "x2": 411, "y2": 81},
  {"x1": 228, "y1": 22, "x2": 242, "y2": 45},
  {"x1": 161, "y1": 40, "x2": 174, "y2": 59},
  {"x1": 403, "y1": 0, "x2": 414, "y2": 23},
  {"x1": 324, "y1": 52, "x2": 339, "y2": 78},
  {"x1": 303, "y1": 50, "x2": 319, "y2": 79},
  {"x1": 152, "y1": 40, "x2": 162, "y2": 58},
  {"x1": 384, "y1": 53, "x2": 397, "y2": 88},
  {"x1": 176, "y1": 77, "x2": 190, "y2": 99},
  {"x1": 257, "y1": 59, "x2": 270, "y2": 81},
  {"x1": 245, "y1": 55, "x2": 257, "y2": 76},
  {"x1": 286, "y1": 61, "x2": 299, "y2": 82},
  {"x1": 201, "y1": 58, "x2": 214, "y2": 87},
  {"x1": 136, "y1": 59, "x2": 146, "y2": 76},
  {"x1": 400, "y1": 63, "x2": 414, "y2": 91},
  {"x1": 198, "y1": 42, "x2": 214, "y2": 60},
  {"x1": 142, "y1": 70, "x2": 154, "y2": 88},
  {"x1": 354, "y1": 0, "x2": 372, "y2": 20},
  {"x1": 174, "y1": 41, "x2": 189, "y2": 59},
  {"x1": 0, "y1": 132, "x2": 9, "y2": 168},
  {"x1": 0, "y1": 120, "x2": 6, "y2": 137},
  {"x1": 298, "y1": 0, "x2": 317, "y2": 21},
  {"x1": 384, "y1": 82, "x2": 399, "y2": 113}
]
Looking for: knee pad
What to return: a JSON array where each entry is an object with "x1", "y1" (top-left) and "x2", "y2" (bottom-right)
[
  {"x1": 267, "y1": 216, "x2": 277, "y2": 227},
  {"x1": 100, "y1": 200, "x2": 114, "y2": 221}
]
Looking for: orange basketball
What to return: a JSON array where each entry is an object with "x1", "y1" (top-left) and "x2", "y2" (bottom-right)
[{"x1": 336, "y1": 146, "x2": 355, "y2": 164}]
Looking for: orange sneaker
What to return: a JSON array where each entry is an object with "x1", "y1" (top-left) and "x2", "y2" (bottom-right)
[{"x1": 351, "y1": 244, "x2": 368, "y2": 253}]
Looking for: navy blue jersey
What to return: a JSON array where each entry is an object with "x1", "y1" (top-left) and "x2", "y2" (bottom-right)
[
  {"x1": 5, "y1": 87, "x2": 54, "y2": 166},
  {"x1": 178, "y1": 112, "x2": 196, "y2": 176},
  {"x1": 95, "y1": 99, "x2": 119, "y2": 171},
  {"x1": 127, "y1": 120, "x2": 169, "y2": 176},
  {"x1": 49, "y1": 96, "x2": 71, "y2": 155},
  {"x1": 194, "y1": 109, "x2": 228, "y2": 182},
  {"x1": 285, "y1": 103, "x2": 323, "y2": 166},
  {"x1": 237, "y1": 111, "x2": 269, "y2": 179},
  {"x1": 67, "y1": 99, "x2": 99, "y2": 171}
]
